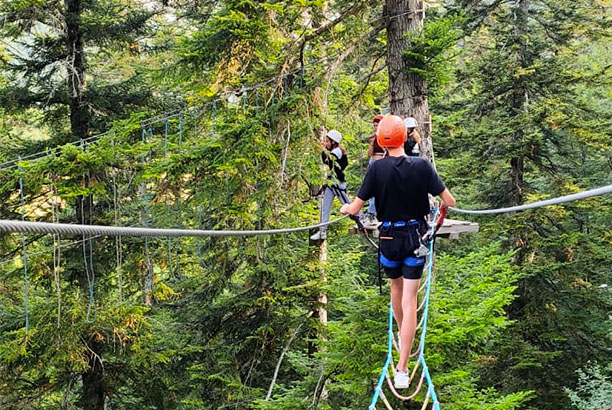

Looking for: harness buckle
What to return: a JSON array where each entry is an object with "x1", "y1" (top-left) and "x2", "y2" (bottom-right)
[{"x1": 414, "y1": 243, "x2": 430, "y2": 258}]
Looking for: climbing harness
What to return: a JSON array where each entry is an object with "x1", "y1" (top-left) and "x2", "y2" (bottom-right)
[
  {"x1": 415, "y1": 205, "x2": 448, "y2": 258},
  {"x1": 299, "y1": 172, "x2": 377, "y2": 247}
]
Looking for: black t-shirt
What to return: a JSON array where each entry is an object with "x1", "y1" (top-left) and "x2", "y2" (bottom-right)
[
  {"x1": 322, "y1": 147, "x2": 348, "y2": 182},
  {"x1": 357, "y1": 155, "x2": 446, "y2": 221}
]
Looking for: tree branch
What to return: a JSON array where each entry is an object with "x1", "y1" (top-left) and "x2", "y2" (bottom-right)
[
  {"x1": 302, "y1": 2, "x2": 365, "y2": 43},
  {"x1": 265, "y1": 312, "x2": 312, "y2": 401}
]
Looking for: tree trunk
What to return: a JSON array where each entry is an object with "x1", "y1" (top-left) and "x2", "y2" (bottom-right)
[
  {"x1": 509, "y1": 0, "x2": 529, "y2": 206},
  {"x1": 80, "y1": 340, "x2": 105, "y2": 410},
  {"x1": 65, "y1": 0, "x2": 88, "y2": 141},
  {"x1": 66, "y1": 4, "x2": 101, "y2": 406},
  {"x1": 386, "y1": 0, "x2": 434, "y2": 163}
]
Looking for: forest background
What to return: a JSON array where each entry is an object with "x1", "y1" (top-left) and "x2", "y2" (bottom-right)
[{"x1": 0, "y1": 0, "x2": 611, "y2": 409}]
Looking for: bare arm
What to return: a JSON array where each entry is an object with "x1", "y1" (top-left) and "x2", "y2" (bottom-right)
[
  {"x1": 439, "y1": 188, "x2": 456, "y2": 207},
  {"x1": 340, "y1": 198, "x2": 365, "y2": 215},
  {"x1": 367, "y1": 136, "x2": 374, "y2": 158}
]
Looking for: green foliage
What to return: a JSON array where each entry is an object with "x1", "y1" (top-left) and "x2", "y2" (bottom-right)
[
  {"x1": 565, "y1": 363, "x2": 612, "y2": 410},
  {"x1": 1, "y1": 0, "x2": 611, "y2": 409},
  {"x1": 433, "y1": 1, "x2": 612, "y2": 408},
  {"x1": 404, "y1": 13, "x2": 464, "y2": 94},
  {"x1": 0, "y1": 0, "x2": 158, "y2": 145}
]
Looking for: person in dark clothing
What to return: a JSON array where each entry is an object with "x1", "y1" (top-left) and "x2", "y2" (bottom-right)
[
  {"x1": 404, "y1": 117, "x2": 421, "y2": 157},
  {"x1": 310, "y1": 130, "x2": 364, "y2": 241},
  {"x1": 340, "y1": 115, "x2": 455, "y2": 389}
]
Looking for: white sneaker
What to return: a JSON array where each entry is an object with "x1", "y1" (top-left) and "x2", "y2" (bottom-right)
[
  {"x1": 310, "y1": 230, "x2": 327, "y2": 241},
  {"x1": 394, "y1": 370, "x2": 410, "y2": 389}
]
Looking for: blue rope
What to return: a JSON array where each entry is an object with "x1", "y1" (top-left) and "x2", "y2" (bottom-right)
[
  {"x1": 212, "y1": 101, "x2": 217, "y2": 137},
  {"x1": 142, "y1": 127, "x2": 154, "y2": 299},
  {"x1": 80, "y1": 141, "x2": 96, "y2": 322},
  {"x1": 417, "y1": 208, "x2": 441, "y2": 409},
  {"x1": 164, "y1": 119, "x2": 169, "y2": 157},
  {"x1": 369, "y1": 208, "x2": 441, "y2": 409},
  {"x1": 147, "y1": 127, "x2": 153, "y2": 161},
  {"x1": 18, "y1": 162, "x2": 30, "y2": 334},
  {"x1": 87, "y1": 220, "x2": 96, "y2": 322},
  {"x1": 369, "y1": 299, "x2": 394, "y2": 409},
  {"x1": 163, "y1": 119, "x2": 174, "y2": 276}
]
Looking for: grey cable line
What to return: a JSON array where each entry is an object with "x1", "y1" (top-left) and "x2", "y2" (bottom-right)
[
  {"x1": 450, "y1": 185, "x2": 612, "y2": 215},
  {"x1": 0, "y1": 133, "x2": 106, "y2": 171},
  {"x1": 0, "y1": 204, "x2": 203, "y2": 267},
  {"x1": 0, "y1": 215, "x2": 350, "y2": 238}
]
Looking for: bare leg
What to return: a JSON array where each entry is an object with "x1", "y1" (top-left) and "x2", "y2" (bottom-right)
[
  {"x1": 390, "y1": 277, "x2": 403, "y2": 332},
  {"x1": 397, "y1": 278, "x2": 420, "y2": 372}
]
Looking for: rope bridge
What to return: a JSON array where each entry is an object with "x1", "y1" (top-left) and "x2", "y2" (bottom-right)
[
  {"x1": 1, "y1": 93, "x2": 611, "y2": 408},
  {"x1": 367, "y1": 184, "x2": 612, "y2": 409},
  {"x1": 369, "y1": 208, "x2": 441, "y2": 410}
]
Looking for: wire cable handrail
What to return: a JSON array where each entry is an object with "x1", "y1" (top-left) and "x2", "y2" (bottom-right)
[
  {"x1": 450, "y1": 185, "x2": 612, "y2": 215},
  {"x1": 0, "y1": 215, "x2": 349, "y2": 238}
]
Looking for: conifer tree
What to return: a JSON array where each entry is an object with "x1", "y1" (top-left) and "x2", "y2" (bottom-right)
[
  {"x1": 0, "y1": 2, "x2": 161, "y2": 409},
  {"x1": 435, "y1": 1, "x2": 612, "y2": 408},
  {"x1": 0, "y1": 0, "x2": 155, "y2": 146}
]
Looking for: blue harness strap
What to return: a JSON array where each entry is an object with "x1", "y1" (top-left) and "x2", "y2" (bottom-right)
[
  {"x1": 403, "y1": 256, "x2": 426, "y2": 266},
  {"x1": 379, "y1": 252, "x2": 401, "y2": 268},
  {"x1": 379, "y1": 253, "x2": 425, "y2": 268},
  {"x1": 381, "y1": 220, "x2": 419, "y2": 228}
]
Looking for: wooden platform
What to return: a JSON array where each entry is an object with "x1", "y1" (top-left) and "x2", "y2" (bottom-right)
[{"x1": 349, "y1": 218, "x2": 479, "y2": 239}]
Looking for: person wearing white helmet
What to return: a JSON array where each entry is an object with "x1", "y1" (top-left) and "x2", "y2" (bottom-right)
[
  {"x1": 404, "y1": 117, "x2": 421, "y2": 157},
  {"x1": 311, "y1": 129, "x2": 365, "y2": 241}
]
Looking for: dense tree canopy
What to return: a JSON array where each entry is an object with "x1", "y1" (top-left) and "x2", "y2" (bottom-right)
[{"x1": 0, "y1": 0, "x2": 610, "y2": 409}]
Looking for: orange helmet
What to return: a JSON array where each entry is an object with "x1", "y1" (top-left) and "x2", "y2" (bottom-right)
[
  {"x1": 376, "y1": 115, "x2": 406, "y2": 148},
  {"x1": 373, "y1": 114, "x2": 384, "y2": 123}
]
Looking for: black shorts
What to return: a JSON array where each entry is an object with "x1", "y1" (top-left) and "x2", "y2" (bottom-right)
[{"x1": 378, "y1": 220, "x2": 427, "y2": 280}]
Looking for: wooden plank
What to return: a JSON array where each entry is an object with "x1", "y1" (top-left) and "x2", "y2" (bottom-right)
[
  {"x1": 348, "y1": 218, "x2": 479, "y2": 239},
  {"x1": 436, "y1": 218, "x2": 479, "y2": 238}
]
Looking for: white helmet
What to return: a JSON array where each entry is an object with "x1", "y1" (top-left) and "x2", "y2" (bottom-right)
[
  {"x1": 326, "y1": 129, "x2": 343, "y2": 144},
  {"x1": 404, "y1": 117, "x2": 418, "y2": 128}
]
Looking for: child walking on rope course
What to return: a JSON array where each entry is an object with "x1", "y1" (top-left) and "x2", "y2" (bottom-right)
[
  {"x1": 340, "y1": 115, "x2": 455, "y2": 389},
  {"x1": 310, "y1": 129, "x2": 365, "y2": 241},
  {"x1": 364, "y1": 114, "x2": 385, "y2": 227}
]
